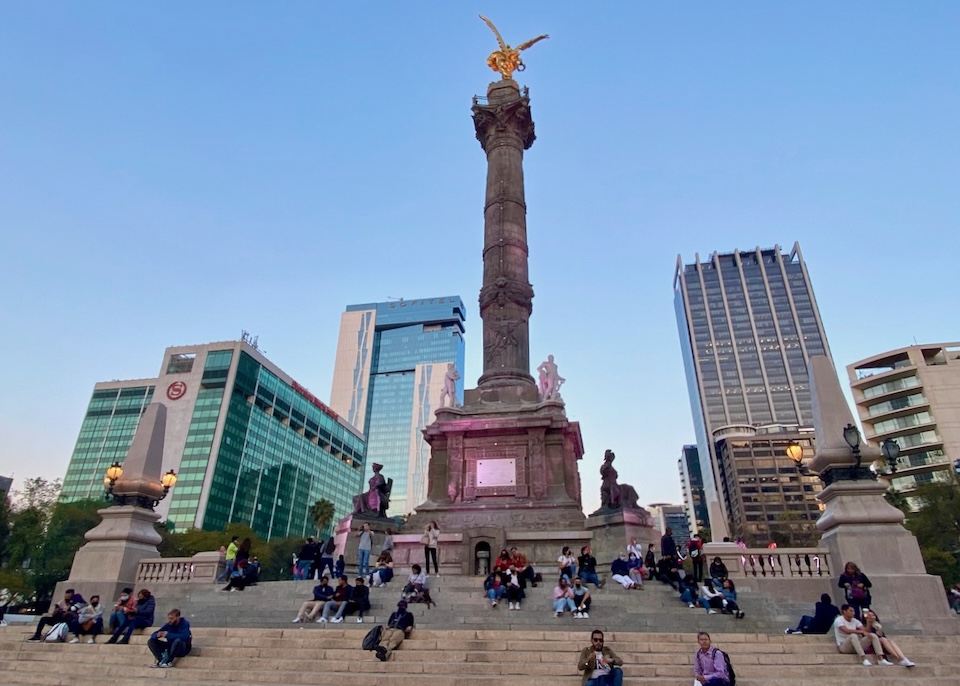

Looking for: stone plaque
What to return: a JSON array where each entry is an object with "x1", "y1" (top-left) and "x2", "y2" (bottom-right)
[{"x1": 476, "y1": 459, "x2": 516, "y2": 487}]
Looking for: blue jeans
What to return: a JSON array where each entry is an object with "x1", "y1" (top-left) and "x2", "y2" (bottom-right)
[
  {"x1": 585, "y1": 666, "x2": 623, "y2": 686},
  {"x1": 357, "y1": 549, "x2": 371, "y2": 577},
  {"x1": 552, "y1": 598, "x2": 575, "y2": 613},
  {"x1": 216, "y1": 558, "x2": 235, "y2": 583},
  {"x1": 680, "y1": 588, "x2": 697, "y2": 605},
  {"x1": 109, "y1": 617, "x2": 151, "y2": 643},
  {"x1": 580, "y1": 571, "x2": 602, "y2": 587},
  {"x1": 560, "y1": 565, "x2": 577, "y2": 582},
  {"x1": 296, "y1": 560, "x2": 312, "y2": 580},
  {"x1": 702, "y1": 679, "x2": 730, "y2": 686},
  {"x1": 486, "y1": 587, "x2": 506, "y2": 601}
]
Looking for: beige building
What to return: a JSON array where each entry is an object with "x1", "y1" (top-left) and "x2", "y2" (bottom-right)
[{"x1": 848, "y1": 343, "x2": 960, "y2": 508}]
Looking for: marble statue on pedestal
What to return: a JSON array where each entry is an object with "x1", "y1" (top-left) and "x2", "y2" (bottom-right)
[
  {"x1": 438, "y1": 363, "x2": 460, "y2": 408},
  {"x1": 537, "y1": 354, "x2": 565, "y2": 402},
  {"x1": 352, "y1": 463, "x2": 391, "y2": 518},
  {"x1": 599, "y1": 450, "x2": 640, "y2": 510}
]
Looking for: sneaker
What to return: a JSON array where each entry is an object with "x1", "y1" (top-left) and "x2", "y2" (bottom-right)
[
  {"x1": 599, "y1": 578, "x2": 606, "y2": 589},
  {"x1": 581, "y1": 612, "x2": 589, "y2": 619},
  {"x1": 689, "y1": 603, "x2": 695, "y2": 609},
  {"x1": 291, "y1": 618, "x2": 302, "y2": 623},
  {"x1": 784, "y1": 629, "x2": 794, "y2": 634},
  {"x1": 574, "y1": 612, "x2": 582, "y2": 619},
  {"x1": 862, "y1": 659, "x2": 873, "y2": 667},
  {"x1": 150, "y1": 663, "x2": 163, "y2": 669},
  {"x1": 491, "y1": 601, "x2": 497, "y2": 608},
  {"x1": 555, "y1": 611, "x2": 562, "y2": 618},
  {"x1": 879, "y1": 659, "x2": 894, "y2": 666},
  {"x1": 357, "y1": 617, "x2": 363, "y2": 623},
  {"x1": 508, "y1": 602, "x2": 515, "y2": 610},
  {"x1": 708, "y1": 609, "x2": 718, "y2": 615},
  {"x1": 899, "y1": 659, "x2": 915, "y2": 668},
  {"x1": 331, "y1": 617, "x2": 343, "y2": 624},
  {"x1": 70, "y1": 638, "x2": 80, "y2": 644},
  {"x1": 160, "y1": 662, "x2": 173, "y2": 668},
  {"x1": 87, "y1": 638, "x2": 95, "y2": 644},
  {"x1": 316, "y1": 617, "x2": 327, "y2": 623},
  {"x1": 375, "y1": 646, "x2": 387, "y2": 662},
  {"x1": 26, "y1": 637, "x2": 42, "y2": 642}
]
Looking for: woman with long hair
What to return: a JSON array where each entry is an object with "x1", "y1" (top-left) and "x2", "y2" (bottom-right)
[
  {"x1": 838, "y1": 561, "x2": 872, "y2": 620},
  {"x1": 863, "y1": 610, "x2": 916, "y2": 667},
  {"x1": 424, "y1": 521, "x2": 440, "y2": 575}
]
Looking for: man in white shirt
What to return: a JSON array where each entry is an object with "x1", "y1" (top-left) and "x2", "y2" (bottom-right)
[{"x1": 833, "y1": 604, "x2": 887, "y2": 666}]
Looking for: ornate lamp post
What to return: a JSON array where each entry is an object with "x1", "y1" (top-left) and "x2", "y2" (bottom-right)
[
  {"x1": 103, "y1": 461, "x2": 177, "y2": 510},
  {"x1": 880, "y1": 438, "x2": 900, "y2": 475}
]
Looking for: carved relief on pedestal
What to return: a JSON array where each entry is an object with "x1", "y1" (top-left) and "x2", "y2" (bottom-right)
[
  {"x1": 483, "y1": 318, "x2": 521, "y2": 368},
  {"x1": 447, "y1": 433, "x2": 465, "y2": 504},
  {"x1": 479, "y1": 277, "x2": 534, "y2": 314},
  {"x1": 529, "y1": 430, "x2": 547, "y2": 500}
]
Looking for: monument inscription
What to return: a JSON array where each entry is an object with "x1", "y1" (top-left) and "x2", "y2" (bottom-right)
[{"x1": 476, "y1": 458, "x2": 517, "y2": 487}]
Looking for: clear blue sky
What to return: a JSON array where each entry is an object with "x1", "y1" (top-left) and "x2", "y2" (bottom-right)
[{"x1": 1, "y1": 3, "x2": 957, "y2": 513}]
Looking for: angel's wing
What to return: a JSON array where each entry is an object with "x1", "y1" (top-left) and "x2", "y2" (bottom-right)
[
  {"x1": 479, "y1": 15, "x2": 508, "y2": 51},
  {"x1": 516, "y1": 34, "x2": 549, "y2": 52}
]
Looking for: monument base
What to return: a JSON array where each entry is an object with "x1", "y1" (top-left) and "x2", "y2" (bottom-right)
[
  {"x1": 334, "y1": 512, "x2": 395, "y2": 574},
  {"x1": 585, "y1": 508, "x2": 658, "y2": 565},
  {"x1": 817, "y1": 479, "x2": 955, "y2": 632},
  {"x1": 56, "y1": 504, "x2": 162, "y2": 603}
]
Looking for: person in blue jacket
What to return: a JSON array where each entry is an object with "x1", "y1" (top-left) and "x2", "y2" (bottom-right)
[
  {"x1": 106, "y1": 589, "x2": 155, "y2": 644},
  {"x1": 147, "y1": 609, "x2": 192, "y2": 668}
]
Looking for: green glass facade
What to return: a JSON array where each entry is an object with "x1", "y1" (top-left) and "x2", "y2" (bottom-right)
[
  {"x1": 61, "y1": 385, "x2": 155, "y2": 501},
  {"x1": 61, "y1": 342, "x2": 365, "y2": 541}
]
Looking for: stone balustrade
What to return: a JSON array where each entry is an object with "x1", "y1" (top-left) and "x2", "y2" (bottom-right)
[
  {"x1": 136, "y1": 551, "x2": 222, "y2": 584},
  {"x1": 707, "y1": 546, "x2": 832, "y2": 579}
]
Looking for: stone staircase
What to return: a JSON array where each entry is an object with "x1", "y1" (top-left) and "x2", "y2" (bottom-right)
[
  {"x1": 4, "y1": 574, "x2": 957, "y2": 685},
  {"x1": 135, "y1": 574, "x2": 832, "y2": 634},
  {"x1": 2, "y1": 624, "x2": 959, "y2": 686}
]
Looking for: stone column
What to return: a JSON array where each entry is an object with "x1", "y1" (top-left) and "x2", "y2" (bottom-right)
[
  {"x1": 472, "y1": 80, "x2": 537, "y2": 392},
  {"x1": 807, "y1": 355, "x2": 955, "y2": 632}
]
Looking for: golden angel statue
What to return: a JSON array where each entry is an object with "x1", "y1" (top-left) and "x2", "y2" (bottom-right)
[{"x1": 479, "y1": 15, "x2": 549, "y2": 81}]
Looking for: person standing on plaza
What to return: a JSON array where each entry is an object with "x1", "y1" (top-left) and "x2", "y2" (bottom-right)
[
  {"x1": 424, "y1": 521, "x2": 440, "y2": 575},
  {"x1": 686, "y1": 533, "x2": 705, "y2": 582},
  {"x1": 693, "y1": 632, "x2": 731, "y2": 686},
  {"x1": 381, "y1": 529, "x2": 395, "y2": 556},
  {"x1": 577, "y1": 629, "x2": 624, "y2": 686},
  {"x1": 356, "y1": 522, "x2": 373, "y2": 577},
  {"x1": 216, "y1": 536, "x2": 240, "y2": 583},
  {"x1": 295, "y1": 536, "x2": 318, "y2": 581},
  {"x1": 317, "y1": 534, "x2": 336, "y2": 579},
  {"x1": 661, "y1": 527, "x2": 678, "y2": 563}
]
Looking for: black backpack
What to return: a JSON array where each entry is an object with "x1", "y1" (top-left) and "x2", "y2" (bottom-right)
[
  {"x1": 713, "y1": 648, "x2": 736, "y2": 686},
  {"x1": 361, "y1": 625, "x2": 383, "y2": 651}
]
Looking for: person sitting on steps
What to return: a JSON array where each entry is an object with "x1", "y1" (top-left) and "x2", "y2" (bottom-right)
[
  {"x1": 370, "y1": 551, "x2": 394, "y2": 587},
  {"x1": 610, "y1": 552, "x2": 639, "y2": 590},
  {"x1": 572, "y1": 577, "x2": 592, "y2": 619},
  {"x1": 719, "y1": 579, "x2": 744, "y2": 619},
  {"x1": 680, "y1": 573, "x2": 701, "y2": 608},
  {"x1": 709, "y1": 557, "x2": 728, "y2": 587},
  {"x1": 319, "y1": 576, "x2": 353, "y2": 624},
  {"x1": 577, "y1": 546, "x2": 605, "y2": 588},
  {"x1": 577, "y1": 629, "x2": 624, "y2": 686},
  {"x1": 68, "y1": 594, "x2": 104, "y2": 643},
  {"x1": 553, "y1": 577, "x2": 576, "y2": 617},
  {"x1": 147, "y1": 608, "x2": 192, "y2": 669},
  {"x1": 833, "y1": 603, "x2": 885, "y2": 666},
  {"x1": 107, "y1": 588, "x2": 155, "y2": 644},
  {"x1": 495, "y1": 548, "x2": 512, "y2": 574},
  {"x1": 291, "y1": 576, "x2": 334, "y2": 623},
  {"x1": 510, "y1": 547, "x2": 538, "y2": 588},
  {"x1": 27, "y1": 589, "x2": 86, "y2": 642},
  {"x1": 558, "y1": 545, "x2": 577, "y2": 582},
  {"x1": 108, "y1": 588, "x2": 135, "y2": 632},
  {"x1": 505, "y1": 563, "x2": 525, "y2": 610},
  {"x1": 484, "y1": 567, "x2": 507, "y2": 608},
  {"x1": 402, "y1": 564, "x2": 426, "y2": 599},
  {"x1": 345, "y1": 576, "x2": 370, "y2": 623},
  {"x1": 785, "y1": 593, "x2": 839, "y2": 635},
  {"x1": 863, "y1": 609, "x2": 915, "y2": 667},
  {"x1": 626, "y1": 551, "x2": 645, "y2": 589},
  {"x1": 375, "y1": 600, "x2": 415, "y2": 661}
]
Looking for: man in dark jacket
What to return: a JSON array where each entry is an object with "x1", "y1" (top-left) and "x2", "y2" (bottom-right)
[
  {"x1": 107, "y1": 589, "x2": 155, "y2": 644},
  {"x1": 291, "y1": 576, "x2": 334, "y2": 623},
  {"x1": 660, "y1": 527, "x2": 677, "y2": 560},
  {"x1": 317, "y1": 535, "x2": 336, "y2": 579},
  {"x1": 375, "y1": 600, "x2": 415, "y2": 661},
  {"x1": 295, "y1": 536, "x2": 318, "y2": 580},
  {"x1": 27, "y1": 589, "x2": 86, "y2": 642},
  {"x1": 577, "y1": 546, "x2": 605, "y2": 588},
  {"x1": 785, "y1": 593, "x2": 840, "y2": 634},
  {"x1": 345, "y1": 576, "x2": 370, "y2": 623},
  {"x1": 148, "y1": 609, "x2": 192, "y2": 668}
]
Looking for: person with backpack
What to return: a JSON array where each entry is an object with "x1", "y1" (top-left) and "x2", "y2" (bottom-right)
[
  {"x1": 374, "y1": 599, "x2": 415, "y2": 661},
  {"x1": 694, "y1": 631, "x2": 734, "y2": 686},
  {"x1": 838, "y1": 561, "x2": 872, "y2": 620},
  {"x1": 317, "y1": 535, "x2": 336, "y2": 579},
  {"x1": 26, "y1": 588, "x2": 86, "y2": 642},
  {"x1": 686, "y1": 534, "x2": 705, "y2": 582}
]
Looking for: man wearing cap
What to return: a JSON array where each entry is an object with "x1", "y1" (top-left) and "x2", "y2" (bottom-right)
[{"x1": 375, "y1": 599, "x2": 415, "y2": 661}]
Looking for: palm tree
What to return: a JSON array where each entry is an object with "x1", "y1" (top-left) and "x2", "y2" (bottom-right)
[{"x1": 310, "y1": 499, "x2": 336, "y2": 536}]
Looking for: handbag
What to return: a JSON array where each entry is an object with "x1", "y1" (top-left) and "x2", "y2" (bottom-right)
[
  {"x1": 81, "y1": 619, "x2": 96, "y2": 632},
  {"x1": 420, "y1": 534, "x2": 430, "y2": 545},
  {"x1": 44, "y1": 622, "x2": 68, "y2": 642}
]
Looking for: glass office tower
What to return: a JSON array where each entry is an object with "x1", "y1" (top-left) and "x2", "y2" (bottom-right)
[
  {"x1": 61, "y1": 341, "x2": 365, "y2": 540},
  {"x1": 674, "y1": 243, "x2": 831, "y2": 539},
  {"x1": 678, "y1": 445, "x2": 709, "y2": 535},
  {"x1": 329, "y1": 297, "x2": 466, "y2": 516}
]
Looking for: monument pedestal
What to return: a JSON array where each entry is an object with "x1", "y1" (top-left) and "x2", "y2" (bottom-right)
[
  {"x1": 55, "y1": 505, "x2": 162, "y2": 603},
  {"x1": 585, "y1": 508, "x2": 657, "y2": 565},
  {"x1": 334, "y1": 513, "x2": 394, "y2": 574}
]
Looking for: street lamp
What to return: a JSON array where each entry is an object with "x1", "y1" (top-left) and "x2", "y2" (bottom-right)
[
  {"x1": 103, "y1": 461, "x2": 178, "y2": 509},
  {"x1": 880, "y1": 438, "x2": 900, "y2": 474},
  {"x1": 785, "y1": 440, "x2": 813, "y2": 476},
  {"x1": 843, "y1": 424, "x2": 863, "y2": 479},
  {"x1": 161, "y1": 469, "x2": 179, "y2": 494},
  {"x1": 104, "y1": 462, "x2": 124, "y2": 498}
]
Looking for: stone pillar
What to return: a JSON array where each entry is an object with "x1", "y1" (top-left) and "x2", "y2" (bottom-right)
[
  {"x1": 472, "y1": 80, "x2": 537, "y2": 392},
  {"x1": 807, "y1": 356, "x2": 955, "y2": 633},
  {"x1": 56, "y1": 403, "x2": 168, "y2": 602}
]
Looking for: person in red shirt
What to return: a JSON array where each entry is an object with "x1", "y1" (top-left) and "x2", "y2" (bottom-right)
[{"x1": 510, "y1": 547, "x2": 538, "y2": 588}]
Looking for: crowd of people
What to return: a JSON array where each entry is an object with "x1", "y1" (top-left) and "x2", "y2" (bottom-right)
[{"x1": 25, "y1": 587, "x2": 191, "y2": 668}]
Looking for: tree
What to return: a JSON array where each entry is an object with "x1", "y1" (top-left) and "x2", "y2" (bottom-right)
[
  {"x1": 310, "y1": 499, "x2": 336, "y2": 536},
  {"x1": 11, "y1": 477, "x2": 61, "y2": 513},
  {"x1": 771, "y1": 511, "x2": 820, "y2": 548},
  {"x1": 899, "y1": 482, "x2": 960, "y2": 588},
  {"x1": 884, "y1": 488, "x2": 910, "y2": 513}
]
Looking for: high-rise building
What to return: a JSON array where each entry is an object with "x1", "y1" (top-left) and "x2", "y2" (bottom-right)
[
  {"x1": 848, "y1": 343, "x2": 960, "y2": 509},
  {"x1": 329, "y1": 297, "x2": 466, "y2": 516},
  {"x1": 647, "y1": 503, "x2": 691, "y2": 544},
  {"x1": 674, "y1": 242, "x2": 831, "y2": 538},
  {"x1": 714, "y1": 425, "x2": 822, "y2": 546},
  {"x1": 0, "y1": 475, "x2": 12, "y2": 500},
  {"x1": 60, "y1": 340, "x2": 365, "y2": 540},
  {"x1": 678, "y1": 445, "x2": 709, "y2": 535}
]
